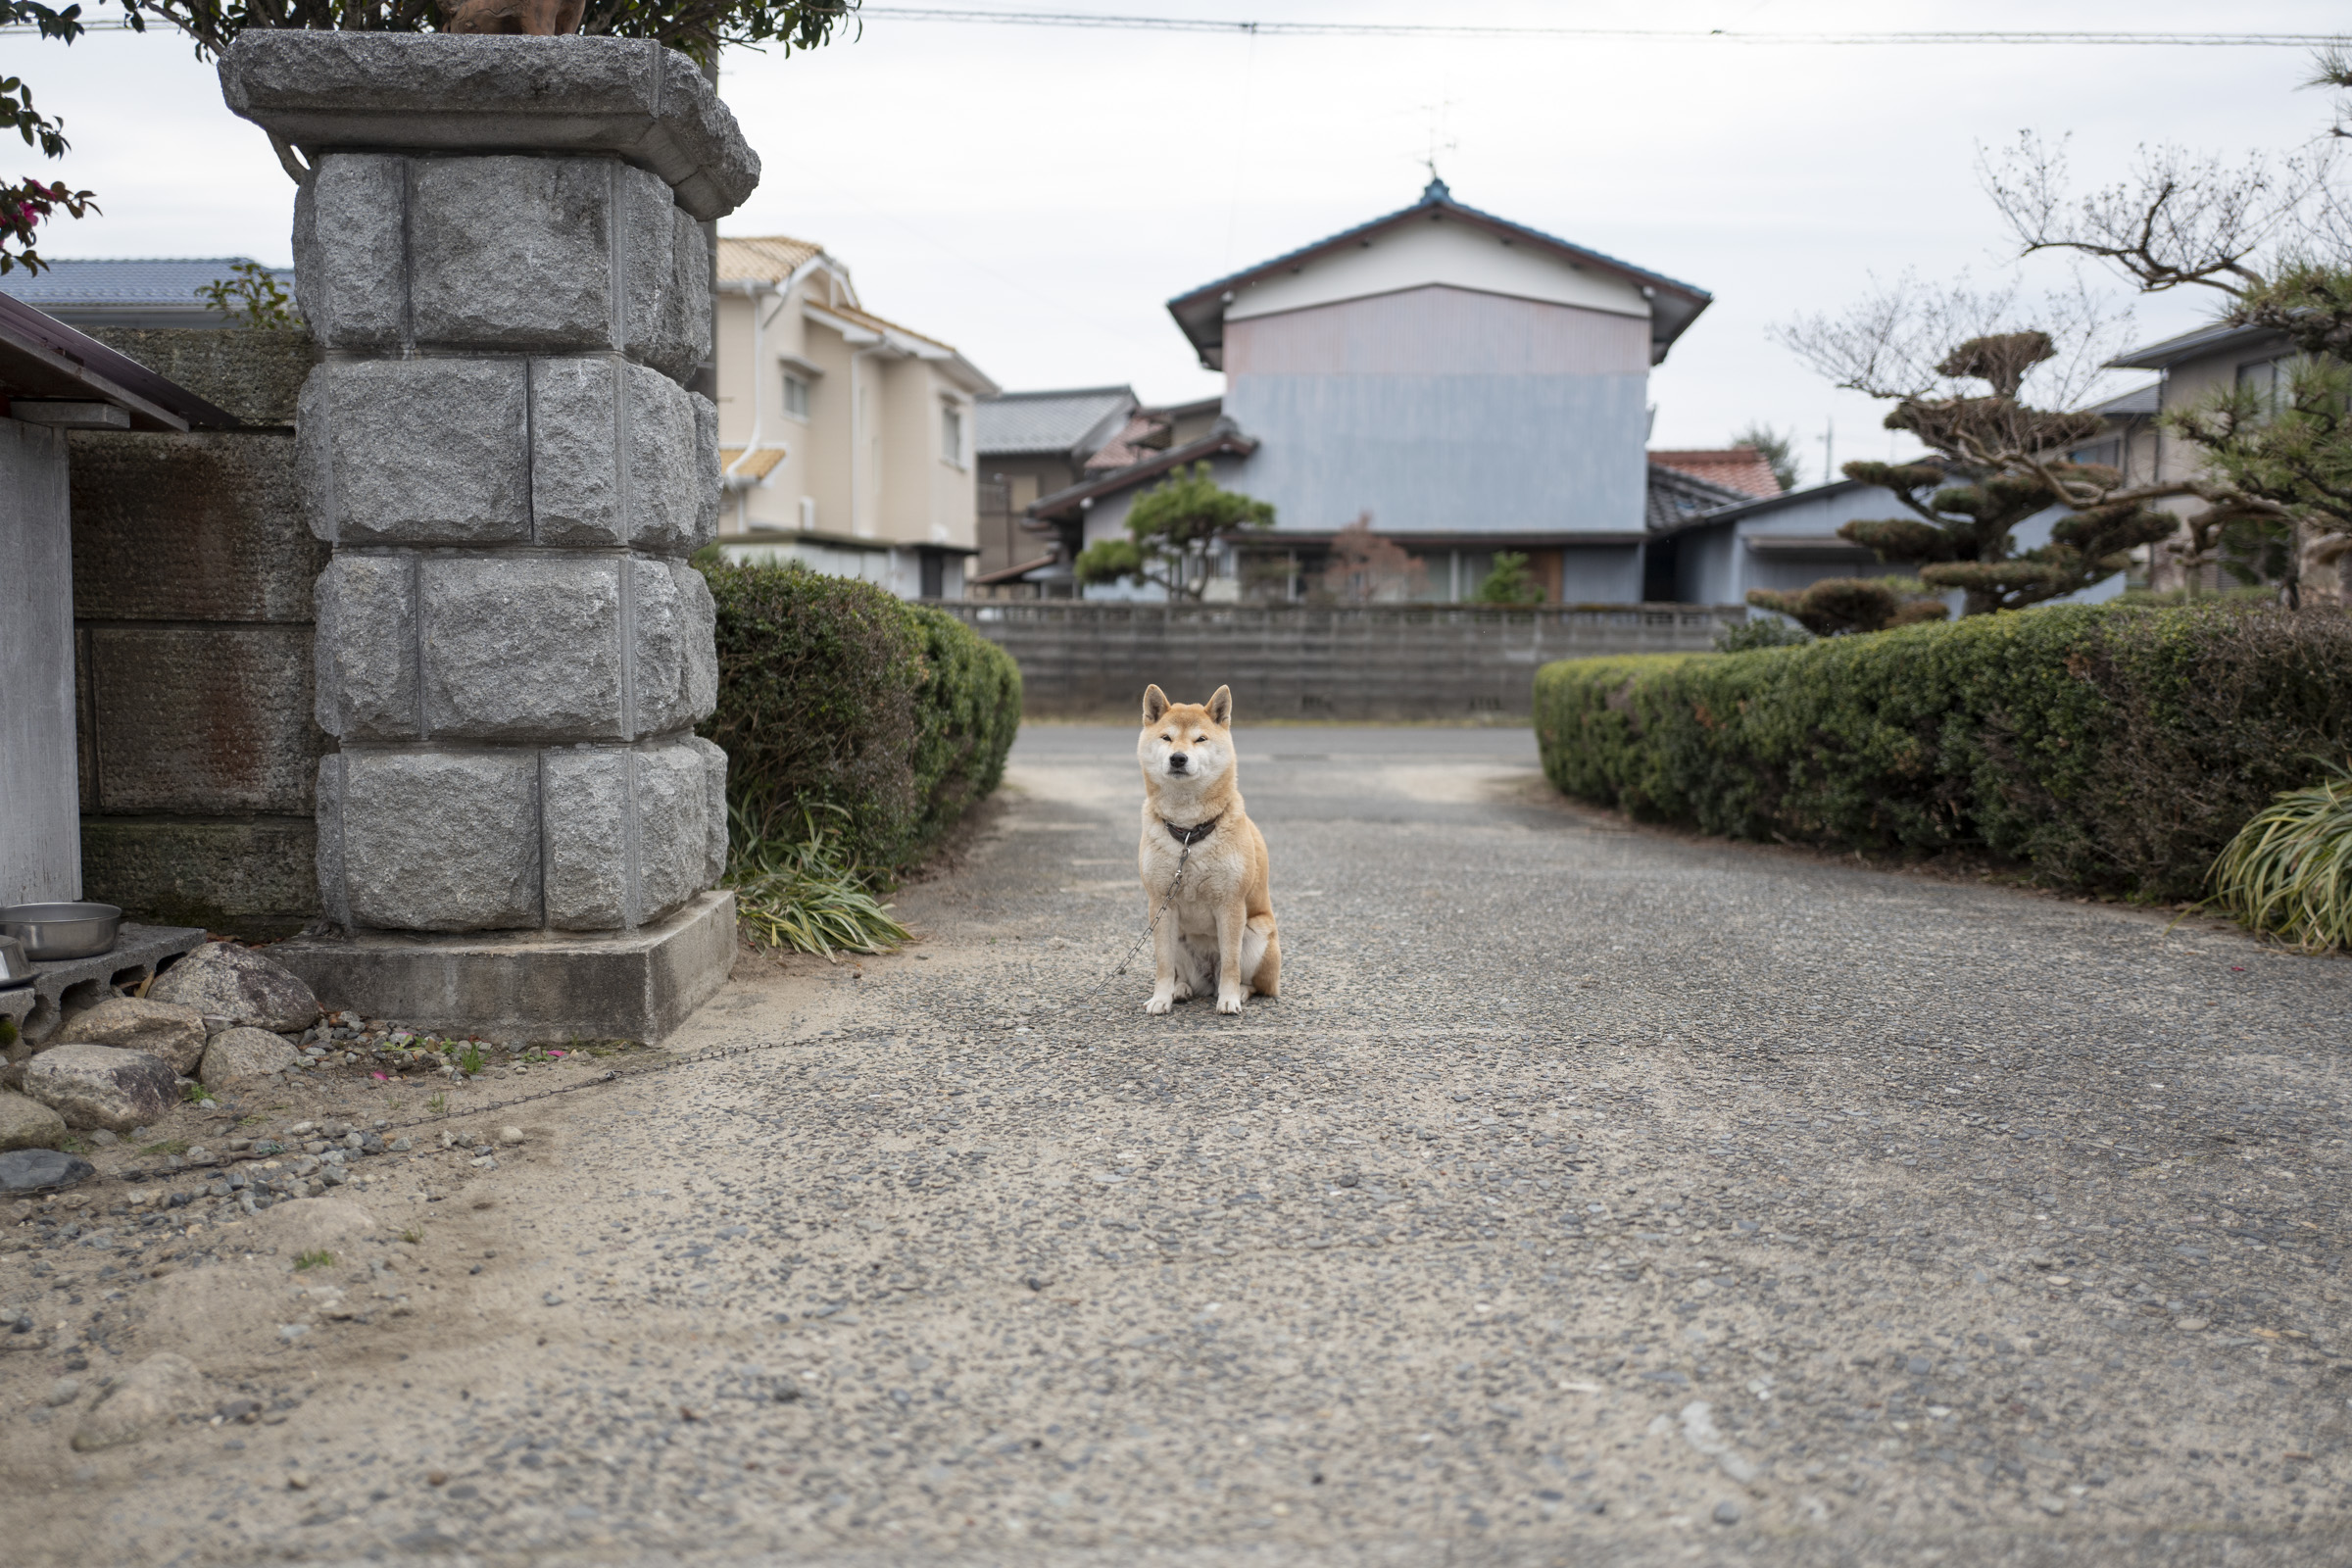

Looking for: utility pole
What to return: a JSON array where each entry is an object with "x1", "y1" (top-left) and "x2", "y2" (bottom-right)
[{"x1": 1821, "y1": 417, "x2": 1835, "y2": 488}]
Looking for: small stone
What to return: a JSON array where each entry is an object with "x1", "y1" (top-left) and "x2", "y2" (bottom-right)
[
  {"x1": 56, "y1": 998, "x2": 210, "y2": 1074},
  {"x1": 286, "y1": 1471, "x2": 311, "y2": 1491},
  {"x1": 0, "y1": 1090, "x2": 69, "y2": 1153},
  {"x1": 201, "y1": 1028, "x2": 302, "y2": 1089},
  {"x1": 426, "y1": 1469, "x2": 449, "y2": 1486},
  {"x1": 498, "y1": 1127, "x2": 523, "y2": 1146},
  {"x1": 47, "y1": 1377, "x2": 81, "y2": 1407},
  {"x1": 1712, "y1": 1500, "x2": 1741, "y2": 1525},
  {"x1": 21, "y1": 1045, "x2": 178, "y2": 1133},
  {"x1": 148, "y1": 943, "x2": 321, "y2": 1033},
  {"x1": 543, "y1": 1292, "x2": 563, "y2": 1306},
  {"x1": 89, "y1": 1130, "x2": 118, "y2": 1148},
  {"x1": 2035, "y1": 1494, "x2": 2068, "y2": 1516}
]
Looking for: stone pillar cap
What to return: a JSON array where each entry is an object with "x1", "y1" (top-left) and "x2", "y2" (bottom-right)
[{"x1": 219, "y1": 31, "x2": 759, "y2": 220}]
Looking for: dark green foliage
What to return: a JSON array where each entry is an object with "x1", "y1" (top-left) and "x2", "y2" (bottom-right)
[
  {"x1": 1472, "y1": 550, "x2": 1544, "y2": 605},
  {"x1": 1745, "y1": 576, "x2": 1948, "y2": 637},
  {"x1": 1714, "y1": 617, "x2": 1812, "y2": 654},
  {"x1": 1074, "y1": 461, "x2": 1275, "y2": 601},
  {"x1": 120, "y1": 0, "x2": 857, "y2": 65},
  {"x1": 699, "y1": 561, "x2": 1020, "y2": 877},
  {"x1": 1534, "y1": 603, "x2": 2352, "y2": 900}
]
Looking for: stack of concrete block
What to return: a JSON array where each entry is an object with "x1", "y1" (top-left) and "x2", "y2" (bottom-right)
[{"x1": 222, "y1": 31, "x2": 752, "y2": 937}]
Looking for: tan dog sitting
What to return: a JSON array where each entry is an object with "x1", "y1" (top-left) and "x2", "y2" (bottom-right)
[
  {"x1": 443, "y1": 0, "x2": 584, "y2": 36},
  {"x1": 1136, "y1": 683, "x2": 1280, "y2": 1015}
]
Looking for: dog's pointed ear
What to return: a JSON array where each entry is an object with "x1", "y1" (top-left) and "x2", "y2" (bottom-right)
[
  {"x1": 1142, "y1": 684, "x2": 1169, "y2": 724},
  {"x1": 1207, "y1": 685, "x2": 1233, "y2": 727}
]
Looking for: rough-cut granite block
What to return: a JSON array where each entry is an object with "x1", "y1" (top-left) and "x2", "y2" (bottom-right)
[
  {"x1": 685, "y1": 735, "x2": 728, "y2": 887},
  {"x1": 409, "y1": 156, "x2": 627, "y2": 350},
  {"x1": 219, "y1": 32, "x2": 758, "y2": 221},
  {"x1": 69, "y1": 430, "x2": 317, "y2": 622},
  {"x1": 622, "y1": 200, "x2": 709, "y2": 384},
  {"x1": 673, "y1": 559, "x2": 717, "y2": 723},
  {"x1": 690, "y1": 391, "x2": 720, "y2": 550},
  {"x1": 315, "y1": 554, "x2": 417, "y2": 739},
  {"x1": 82, "y1": 625, "x2": 321, "y2": 815},
  {"x1": 419, "y1": 556, "x2": 623, "y2": 740},
  {"x1": 633, "y1": 739, "x2": 709, "y2": 921},
  {"x1": 530, "y1": 357, "x2": 623, "y2": 547},
  {"x1": 292, "y1": 154, "x2": 407, "y2": 349},
  {"x1": 631, "y1": 556, "x2": 687, "y2": 737},
  {"x1": 300, "y1": 360, "x2": 528, "y2": 545},
  {"x1": 625, "y1": 362, "x2": 702, "y2": 552},
  {"x1": 336, "y1": 749, "x2": 542, "y2": 931},
  {"x1": 541, "y1": 746, "x2": 630, "y2": 930}
]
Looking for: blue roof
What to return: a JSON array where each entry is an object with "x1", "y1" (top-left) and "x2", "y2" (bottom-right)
[{"x1": 0, "y1": 257, "x2": 297, "y2": 328}]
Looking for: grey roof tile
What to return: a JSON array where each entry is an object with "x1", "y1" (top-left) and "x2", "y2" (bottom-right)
[{"x1": 976, "y1": 386, "x2": 1137, "y2": 457}]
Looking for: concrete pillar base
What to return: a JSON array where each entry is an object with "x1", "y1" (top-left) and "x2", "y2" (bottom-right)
[{"x1": 270, "y1": 890, "x2": 734, "y2": 1045}]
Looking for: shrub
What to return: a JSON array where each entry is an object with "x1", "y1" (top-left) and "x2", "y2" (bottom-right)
[
  {"x1": 1533, "y1": 603, "x2": 2352, "y2": 901},
  {"x1": 2208, "y1": 762, "x2": 2352, "y2": 952},
  {"x1": 700, "y1": 561, "x2": 1022, "y2": 876}
]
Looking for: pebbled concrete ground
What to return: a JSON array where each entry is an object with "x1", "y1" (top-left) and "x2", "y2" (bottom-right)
[{"x1": 7, "y1": 722, "x2": 2351, "y2": 1567}]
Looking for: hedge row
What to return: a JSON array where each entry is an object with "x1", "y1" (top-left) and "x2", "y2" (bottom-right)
[
  {"x1": 700, "y1": 562, "x2": 1022, "y2": 875},
  {"x1": 1533, "y1": 603, "x2": 2352, "y2": 901}
]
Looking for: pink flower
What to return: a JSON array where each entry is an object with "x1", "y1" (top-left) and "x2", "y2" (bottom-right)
[{"x1": 369, "y1": 1072, "x2": 388, "y2": 1080}]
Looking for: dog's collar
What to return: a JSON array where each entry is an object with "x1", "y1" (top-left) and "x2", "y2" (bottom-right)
[{"x1": 1162, "y1": 812, "x2": 1223, "y2": 848}]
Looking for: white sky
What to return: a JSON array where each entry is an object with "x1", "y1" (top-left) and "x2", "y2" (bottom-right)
[{"x1": 24, "y1": 1, "x2": 2347, "y2": 481}]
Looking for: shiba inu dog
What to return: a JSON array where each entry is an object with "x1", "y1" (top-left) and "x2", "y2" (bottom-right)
[{"x1": 1135, "y1": 683, "x2": 1280, "y2": 1015}]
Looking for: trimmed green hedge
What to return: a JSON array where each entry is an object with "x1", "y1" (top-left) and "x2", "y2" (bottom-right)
[
  {"x1": 1534, "y1": 604, "x2": 2352, "y2": 901},
  {"x1": 700, "y1": 562, "x2": 1022, "y2": 875}
]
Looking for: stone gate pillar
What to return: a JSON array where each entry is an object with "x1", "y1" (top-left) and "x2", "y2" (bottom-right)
[{"x1": 222, "y1": 32, "x2": 748, "y2": 1041}]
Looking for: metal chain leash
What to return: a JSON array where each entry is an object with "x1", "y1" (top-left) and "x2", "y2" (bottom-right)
[{"x1": 1077, "y1": 841, "x2": 1189, "y2": 1005}]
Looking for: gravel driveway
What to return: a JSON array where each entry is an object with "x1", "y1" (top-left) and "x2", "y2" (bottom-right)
[{"x1": 8, "y1": 722, "x2": 2351, "y2": 1567}]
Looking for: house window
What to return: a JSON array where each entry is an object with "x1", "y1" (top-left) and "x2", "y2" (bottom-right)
[
  {"x1": 782, "y1": 373, "x2": 810, "y2": 420},
  {"x1": 2068, "y1": 438, "x2": 2121, "y2": 469},
  {"x1": 941, "y1": 403, "x2": 964, "y2": 466},
  {"x1": 2237, "y1": 355, "x2": 2293, "y2": 422}
]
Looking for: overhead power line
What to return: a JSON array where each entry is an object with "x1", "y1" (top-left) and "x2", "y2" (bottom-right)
[
  {"x1": 853, "y1": 9, "x2": 2342, "y2": 47},
  {"x1": 8, "y1": 9, "x2": 2338, "y2": 45}
]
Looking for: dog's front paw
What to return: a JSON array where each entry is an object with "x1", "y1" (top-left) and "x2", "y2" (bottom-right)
[
  {"x1": 1216, "y1": 989, "x2": 1244, "y2": 1015},
  {"x1": 1145, "y1": 990, "x2": 1175, "y2": 1015}
]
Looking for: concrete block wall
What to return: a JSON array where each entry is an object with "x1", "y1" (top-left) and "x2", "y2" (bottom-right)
[
  {"x1": 70, "y1": 331, "x2": 325, "y2": 935},
  {"x1": 936, "y1": 601, "x2": 1742, "y2": 721},
  {"x1": 291, "y1": 140, "x2": 724, "y2": 934}
]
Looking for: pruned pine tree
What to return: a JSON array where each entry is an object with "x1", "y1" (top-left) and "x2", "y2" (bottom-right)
[
  {"x1": 1745, "y1": 577, "x2": 1948, "y2": 637},
  {"x1": 1073, "y1": 462, "x2": 1276, "y2": 602},
  {"x1": 1318, "y1": 515, "x2": 1426, "y2": 605}
]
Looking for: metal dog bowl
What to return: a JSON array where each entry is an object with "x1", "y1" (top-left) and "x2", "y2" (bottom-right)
[
  {"x1": 0, "y1": 935, "x2": 30, "y2": 987},
  {"x1": 0, "y1": 902, "x2": 122, "y2": 961}
]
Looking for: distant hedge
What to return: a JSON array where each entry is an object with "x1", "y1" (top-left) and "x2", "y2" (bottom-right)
[
  {"x1": 700, "y1": 562, "x2": 1022, "y2": 875},
  {"x1": 1533, "y1": 603, "x2": 2352, "y2": 901}
]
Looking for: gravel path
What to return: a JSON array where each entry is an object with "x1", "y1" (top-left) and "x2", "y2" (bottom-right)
[{"x1": 7, "y1": 722, "x2": 2351, "y2": 1567}]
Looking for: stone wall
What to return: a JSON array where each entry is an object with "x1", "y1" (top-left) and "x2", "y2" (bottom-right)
[
  {"x1": 73, "y1": 329, "x2": 324, "y2": 936},
  {"x1": 220, "y1": 32, "x2": 742, "y2": 937},
  {"x1": 934, "y1": 600, "x2": 1743, "y2": 721}
]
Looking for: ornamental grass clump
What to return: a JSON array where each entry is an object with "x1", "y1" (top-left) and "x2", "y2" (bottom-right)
[
  {"x1": 2207, "y1": 763, "x2": 2352, "y2": 953},
  {"x1": 726, "y1": 805, "x2": 911, "y2": 960}
]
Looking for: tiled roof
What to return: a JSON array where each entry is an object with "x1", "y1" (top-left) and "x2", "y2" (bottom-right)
[
  {"x1": 0, "y1": 257, "x2": 295, "y2": 325},
  {"x1": 976, "y1": 385, "x2": 1137, "y2": 457},
  {"x1": 718, "y1": 447, "x2": 786, "y2": 481},
  {"x1": 715, "y1": 235, "x2": 826, "y2": 283},
  {"x1": 1085, "y1": 410, "x2": 1174, "y2": 470},
  {"x1": 1644, "y1": 463, "x2": 1755, "y2": 533},
  {"x1": 1649, "y1": 447, "x2": 1783, "y2": 499}
]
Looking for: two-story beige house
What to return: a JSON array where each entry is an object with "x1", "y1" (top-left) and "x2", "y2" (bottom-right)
[
  {"x1": 2102, "y1": 319, "x2": 2345, "y2": 600},
  {"x1": 710, "y1": 236, "x2": 999, "y2": 599}
]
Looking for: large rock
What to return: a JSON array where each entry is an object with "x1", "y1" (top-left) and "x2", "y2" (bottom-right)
[
  {"x1": 58, "y1": 997, "x2": 209, "y2": 1073},
  {"x1": 0, "y1": 1147, "x2": 93, "y2": 1192},
  {"x1": 0, "y1": 1089, "x2": 68, "y2": 1152},
  {"x1": 21, "y1": 1045, "x2": 178, "y2": 1133},
  {"x1": 199, "y1": 1026, "x2": 300, "y2": 1088},
  {"x1": 148, "y1": 941, "x2": 321, "y2": 1032},
  {"x1": 71, "y1": 1351, "x2": 207, "y2": 1452}
]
